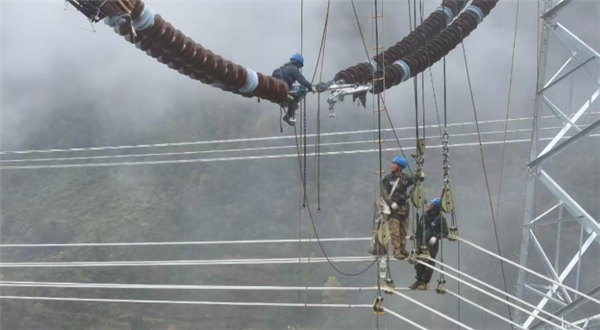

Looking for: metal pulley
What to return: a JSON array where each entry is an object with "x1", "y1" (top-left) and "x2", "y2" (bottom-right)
[
  {"x1": 377, "y1": 221, "x2": 390, "y2": 247},
  {"x1": 411, "y1": 181, "x2": 426, "y2": 208},
  {"x1": 441, "y1": 186, "x2": 454, "y2": 213}
]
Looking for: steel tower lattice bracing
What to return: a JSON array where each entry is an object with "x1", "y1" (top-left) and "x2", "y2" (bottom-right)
[{"x1": 516, "y1": 0, "x2": 600, "y2": 328}]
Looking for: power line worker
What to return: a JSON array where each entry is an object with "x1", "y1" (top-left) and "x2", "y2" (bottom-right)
[
  {"x1": 409, "y1": 198, "x2": 449, "y2": 290},
  {"x1": 381, "y1": 156, "x2": 424, "y2": 260},
  {"x1": 272, "y1": 53, "x2": 314, "y2": 126}
]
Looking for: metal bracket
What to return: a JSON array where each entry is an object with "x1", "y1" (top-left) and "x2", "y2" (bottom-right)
[{"x1": 326, "y1": 83, "x2": 372, "y2": 117}]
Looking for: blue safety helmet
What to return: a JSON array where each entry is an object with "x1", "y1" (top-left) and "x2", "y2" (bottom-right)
[
  {"x1": 291, "y1": 53, "x2": 305, "y2": 66},
  {"x1": 431, "y1": 198, "x2": 442, "y2": 210},
  {"x1": 392, "y1": 156, "x2": 408, "y2": 169}
]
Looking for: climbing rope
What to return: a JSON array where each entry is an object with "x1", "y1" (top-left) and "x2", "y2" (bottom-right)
[
  {"x1": 290, "y1": 0, "x2": 377, "y2": 278},
  {"x1": 495, "y1": 0, "x2": 520, "y2": 222},
  {"x1": 299, "y1": 2, "x2": 307, "y2": 327},
  {"x1": 302, "y1": 98, "x2": 308, "y2": 209},
  {"x1": 351, "y1": 0, "x2": 370, "y2": 59},
  {"x1": 460, "y1": 33, "x2": 514, "y2": 326},
  {"x1": 314, "y1": 1, "x2": 330, "y2": 212}
]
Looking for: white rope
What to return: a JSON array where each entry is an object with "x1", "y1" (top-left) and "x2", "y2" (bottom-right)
[
  {"x1": 0, "y1": 256, "x2": 376, "y2": 268},
  {"x1": 384, "y1": 308, "x2": 430, "y2": 330},
  {"x1": 459, "y1": 237, "x2": 600, "y2": 307},
  {"x1": 0, "y1": 281, "x2": 379, "y2": 292},
  {"x1": 0, "y1": 295, "x2": 372, "y2": 309},
  {"x1": 3, "y1": 134, "x2": 598, "y2": 170},
  {"x1": 2, "y1": 113, "x2": 596, "y2": 156},
  {"x1": 0, "y1": 125, "x2": 575, "y2": 165},
  {"x1": 390, "y1": 290, "x2": 475, "y2": 330},
  {"x1": 416, "y1": 260, "x2": 574, "y2": 330},
  {"x1": 445, "y1": 289, "x2": 526, "y2": 330},
  {"x1": 0, "y1": 237, "x2": 371, "y2": 248},
  {"x1": 430, "y1": 258, "x2": 585, "y2": 330}
]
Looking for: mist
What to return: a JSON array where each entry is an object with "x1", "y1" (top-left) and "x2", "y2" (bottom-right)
[{"x1": 1, "y1": 0, "x2": 599, "y2": 329}]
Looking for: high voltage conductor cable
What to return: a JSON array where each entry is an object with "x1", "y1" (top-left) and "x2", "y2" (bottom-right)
[
  {"x1": 417, "y1": 260, "x2": 581, "y2": 330},
  {"x1": 0, "y1": 256, "x2": 377, "y2": 268},
  {"x1": 0, "y1": 281, "x2": 410, "y2": 292},
  {"x1": 0, "y1": 237, "x2": 371, "y2": 248},
  {"x1": 390, "y1": 290, "x2": 475, "y2": 330},
  {"x1": 429, "y1": 258, "x2": 587, "y2": 330},
  {"x1": 0, "y1": 281, "x2": 427, "y2": 293},
  {"x1": 2, "y1": 113, "x2": 596, "y2": 157},
  {"x1": 383, "y1": 308, "x2": 429, "y2": 330},
  {"x1": 0, "y1": 125, "x2": 585, "y2": 165},
  {"x1": 458, "y1": 237, "x2": 600, "y2": 307},
  {"x1": 0, "y1": 296, "x2": 373, "y2": 309},
  {"x1": 2, "y1": 134, "x2": 597, "y2": 170},
  {"x1": 444, "y1": 290, "x2": 526, "y2": 330}
]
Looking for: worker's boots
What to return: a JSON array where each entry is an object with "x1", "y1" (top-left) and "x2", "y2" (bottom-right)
[
  {"x1": 417, "y1": 282, "x2": 428, "y2": 290},
  {"x1": 283, "y1": 101, "x2": 299, "y2": 126},
  {"x1": 409, "y1": 281, "x2": 422, "y2": 290}
]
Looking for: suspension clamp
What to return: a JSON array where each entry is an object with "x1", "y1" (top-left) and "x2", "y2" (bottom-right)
[
  {"x1": 436, "y1": 279, "x2": 447, "y2": 294},
  {"x1": 408, "y1": 249, "x2": 418, "y2": 265},
  {"x1": 383, "y1": 278, "x2": 395, "y2": 295},
  {"x1": 372, "y1": 296, "x2": 386, "y2": 315},
  {"x1": 448, "y1": 227, "x2": 460, "y2": 242},
  {"x1": 418, "y1": 247, "x2": 431, "y2": 261}
]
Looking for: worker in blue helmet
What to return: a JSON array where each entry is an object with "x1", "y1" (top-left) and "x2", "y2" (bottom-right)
[
  {"x1": 409, "y1": 198, "x2": 449, "y2": 290},
  {"x1": 378, "y1": 155, "x2": 425, "y2": 260},
  {"x1": 272, "y1": 53, "x2": 315, "y2": 126}
]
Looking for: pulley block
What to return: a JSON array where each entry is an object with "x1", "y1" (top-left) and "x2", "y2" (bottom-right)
[
  {"x1": 441, "y1": 186, "x2": 454, "y2": 213},
  {"x1": 411, "y1": 181, "x2": 426, "y2": 208}
]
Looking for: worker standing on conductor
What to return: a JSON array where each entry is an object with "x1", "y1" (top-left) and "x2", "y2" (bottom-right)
[
  {"x1": 409, "y1": 198, "x2": 449, "y2": 290},
  {"x1": 380, "y1": 156, "x2": 424, "y2": 260}
]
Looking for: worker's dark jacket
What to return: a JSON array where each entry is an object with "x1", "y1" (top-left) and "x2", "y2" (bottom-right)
[
  {"x1": 380, "y1": 172, "x2": 416, "y2": 218},
  {"x1": 415, "y1": 210, "x2": 449, "y2": 242},
  {"x1": 272, "y1": 60, "x2": 313, "y2": 90}
]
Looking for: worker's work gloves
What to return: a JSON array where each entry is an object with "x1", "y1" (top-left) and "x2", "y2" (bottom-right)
[
  {"x1": 391, "y1": 202, "x2": 400, "y2": 211},
  {"x1": 428, "y1": 237, "x2": 437, "y2": 247},
  {"x1": 415, "y1": 170, "x2": 425, "y2": 181}
]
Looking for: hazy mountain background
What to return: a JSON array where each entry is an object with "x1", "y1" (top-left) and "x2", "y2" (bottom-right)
[{"x1": 1, "y1": 0, "x2": 599, "y2": 329}]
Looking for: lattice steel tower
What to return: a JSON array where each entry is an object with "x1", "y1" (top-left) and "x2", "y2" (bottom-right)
[{"x1": 516, "y1": 0, "x2": 600, "y2": 328}]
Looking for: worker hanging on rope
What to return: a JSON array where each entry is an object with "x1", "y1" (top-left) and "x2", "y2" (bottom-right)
[
  {"x1": 272, "y1": 53, "x2": 315, "y2": 126},
  {"x1": 376, "y1": 156, "x2": 424, "y2": 260},
  {"x1": 409, "y1": 198, "x2": 449, "y2": 290}
]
